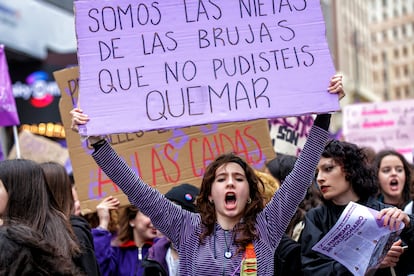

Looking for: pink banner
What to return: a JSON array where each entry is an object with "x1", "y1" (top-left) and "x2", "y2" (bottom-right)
[
  {"x1": 343, "y1": 100, "x2": 414, "y2": 162},
  {"x1": 0, "y1": 45, "x2": 20, "y2": 127}
]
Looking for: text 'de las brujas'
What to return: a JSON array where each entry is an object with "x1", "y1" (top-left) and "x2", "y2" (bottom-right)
[{"x1": 75, "y1": 0, "x2": 338, "y2": 135}]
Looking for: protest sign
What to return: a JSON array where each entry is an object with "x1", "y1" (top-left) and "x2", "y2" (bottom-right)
[
  {"x1": 0, "y1": 45, "x2": 20, "y2": 127},
  {"x1": 269, "y1": 115, "x2": 314, "y2": 156},
  {"x1": 8, "y1": 130, "x2": 69, "y2": 165},
  {"x1": 343, "y1": 100, "x2": 414, "y2": 162},
  {"x1": 74, "y1": 0, "x2": 338, "y2": 136},
  {"x1": 313, "y1": 201, "x2": 403, "y2": 276},
  {"x1": 54, "y1": 66, "x2": 275, "y2": 214}
]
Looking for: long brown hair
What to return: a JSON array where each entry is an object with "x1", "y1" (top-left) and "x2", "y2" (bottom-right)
[
  {"x1": 196, "y1": 153, "x2": 264, "y2": 253},
  {"x1": 0, "y1": 222, "x2": 84, "y2": 275},
  {"x1": 115, "y1": 205, "x2": 138, "y2": 244},
  {"x1": 0, "y1": 159, "x2": 80, "y2": 257},
  {"x1": 40, "y1": 162, "x2": 74, "y2": 218}
]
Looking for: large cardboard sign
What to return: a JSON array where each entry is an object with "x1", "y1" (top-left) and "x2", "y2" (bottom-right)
[
  {"x1": 343, "y1": 100, "x2": 414, "y2": 162},
  {"x1": 74, "y1": 0, "x2": 338, "y2": 136},
  {"x1": 8, "y1": 130, "x2": 69, "y2": 164},
  {"x1": 54, "y1": 67, "x2": 275, "y2": 214}
]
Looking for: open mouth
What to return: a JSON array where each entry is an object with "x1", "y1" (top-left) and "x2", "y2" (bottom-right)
[
  {"x1": 225, "y1": 192, "x2": 237, "y2": 206},
  {"x1": 390, "y1": 179, "x2": 398, "y2": 187},
  {"x1": 389, "y1": 179, "x2": 399, "y2": 191}
]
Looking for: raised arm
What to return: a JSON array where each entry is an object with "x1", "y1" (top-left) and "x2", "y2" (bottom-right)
[
  {"x1": 260, "y1": 74, "x2": 344, "y2": 248},
  {"x1": 70, "y1": 109, "x2": 198, "y2": 247}
]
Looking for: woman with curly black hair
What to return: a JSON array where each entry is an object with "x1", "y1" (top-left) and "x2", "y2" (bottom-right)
[{"x1": 300, "y1": 140, "x2": 414, "y2": 276}]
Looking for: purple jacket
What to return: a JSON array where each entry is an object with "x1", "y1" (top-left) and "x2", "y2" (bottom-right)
[
  {"x1": 142, "y1": 236, "x2": 171, "y2": 275},
  {"x1": 92, "y1": 228, "x2": 152, "y2": 276}
]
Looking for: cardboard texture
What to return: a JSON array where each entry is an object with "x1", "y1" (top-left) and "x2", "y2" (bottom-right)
[
  {"x1": 8, "y1": 130, "x2": 69, "y2": 164},
  {"x1": 54, "y1": 67, "x2": 275, "y2": 214}
]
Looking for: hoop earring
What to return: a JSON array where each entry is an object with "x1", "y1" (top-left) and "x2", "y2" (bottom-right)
[
  {"x1": 209, "y1": 199, "x2": 214, "y2": 204},
  {"x1": 247, "y1": 198, "x2": 252, "y2": 204}
]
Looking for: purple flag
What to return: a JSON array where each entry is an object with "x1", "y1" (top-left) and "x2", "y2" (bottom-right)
[
  {"x1": 0, "y1": 140, "x2": 3, "y2": 161},
  {"x1": 0, "y1": 45, "x2": 20, "y2": 127}
]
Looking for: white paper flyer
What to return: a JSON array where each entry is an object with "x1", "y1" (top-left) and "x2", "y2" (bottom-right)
[{"x1": 312, "y1": 201, "x2": 404, "y2": 276}]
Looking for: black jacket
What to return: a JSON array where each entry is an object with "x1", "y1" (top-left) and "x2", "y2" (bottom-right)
[
  {"x1": 141, "y1": 237, "x2": 171, "y2": 276},
  {"x1": 274, "y1": 234, "x2": 303, "y2": 276},
  {"x1": 71, "y1": 215, "x2": 101, "y2": 276},
  {"x1": 300, "y1": 197, "x2": 414, "y2": 276}
]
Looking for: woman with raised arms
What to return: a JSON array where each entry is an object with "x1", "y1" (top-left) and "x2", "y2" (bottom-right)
[{"x1": 71, "y1": 74, "x2": 343, "y2": 275}]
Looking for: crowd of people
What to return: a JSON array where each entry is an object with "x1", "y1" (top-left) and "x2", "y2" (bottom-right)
[{"x1": 1, "y1": 73, "x2": 414, "y2": 276}]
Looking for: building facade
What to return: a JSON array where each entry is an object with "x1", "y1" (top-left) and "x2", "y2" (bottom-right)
[{"x1": 326, "y1": 0, "x2": 414, "y2": 103}]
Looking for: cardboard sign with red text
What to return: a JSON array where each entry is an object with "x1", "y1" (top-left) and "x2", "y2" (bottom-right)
[
  {"x1": 8, "y1": 130, "x2": 69, "y2": 164},
  {"x1": 54, "y1": 67, "x2": 275, "y2": 214}
]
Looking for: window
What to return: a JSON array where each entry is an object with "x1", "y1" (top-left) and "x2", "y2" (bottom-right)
[
  {"x1": 394, "y1": 48, "x2": 399, "y2": 59},
  {"x1": 403, "y1": 65, "x2": 409, "y2": 76},
  {"x1": 402, "y1": 46, "x2": 408, "y2": 56},
  {"x1": 404, "y1": 86, "x2": 410, "y2": 98},
  {"x1": 382, "y1": 51, "x2": 387, "y2": 63},
  {"x1": 395, "y1": 87, "x2": 401, "y2": 98},
  {"x1": 393, "y1": 27, "x2": 398, "y2": 39},
  {"x1": 373, "y1": 71, "x2": 379, "y2": 82}
]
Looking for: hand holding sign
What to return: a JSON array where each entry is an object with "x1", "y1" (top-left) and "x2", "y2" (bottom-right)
[{"x1": 74, "y1": 0, "x2": 339, "y2": 135}]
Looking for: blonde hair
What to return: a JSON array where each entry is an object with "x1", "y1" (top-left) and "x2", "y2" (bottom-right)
[{"x1": 254, "y1": 170, "x2": 280, "y2": 204}]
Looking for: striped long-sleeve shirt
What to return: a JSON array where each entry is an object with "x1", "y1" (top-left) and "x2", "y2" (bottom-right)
[{"x1": 92, "y1": 124, "x2": 329, "y2": 275}]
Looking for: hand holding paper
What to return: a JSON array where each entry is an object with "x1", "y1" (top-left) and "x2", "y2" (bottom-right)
[
  {"x1": 377, "y1": 206, "x2": 411, "y2": 231},
  {"x1": 312, "y1": 201, "x2": 405, "y2": 276}
]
